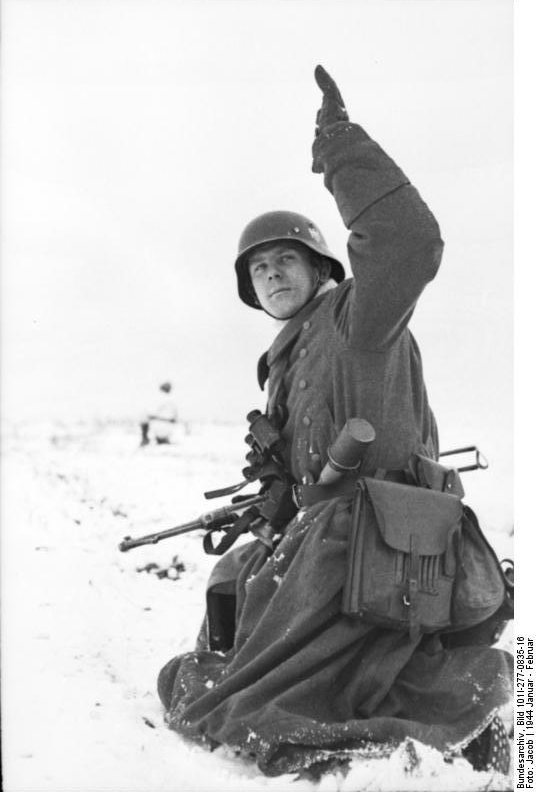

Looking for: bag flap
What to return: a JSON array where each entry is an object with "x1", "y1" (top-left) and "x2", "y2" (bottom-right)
[
  {"x1": 408, "y1": 454, "x2": 465, "y2": 498},
  {"x1": 364, "y1": 478, "x2": 463, "y2": 555}
]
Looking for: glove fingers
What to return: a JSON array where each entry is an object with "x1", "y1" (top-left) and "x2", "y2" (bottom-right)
[
  {"x1": 312, "y1": 65, "x2": 350, "y2": 171},
  {"x1": 314, "y1": 64, "x2": 345, "y2": 107}
]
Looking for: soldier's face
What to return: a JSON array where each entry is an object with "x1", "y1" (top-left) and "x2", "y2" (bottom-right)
[{"x1": 248, "y1": 243, "x2": 322, "y2": 319}]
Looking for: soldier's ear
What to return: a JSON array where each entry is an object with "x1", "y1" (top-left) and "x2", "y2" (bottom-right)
[
  {"x1": 245, "y1": 274, "x2": 261, "y2": 307},
  {"x1": 317, "y1": 257, "x2": 331, "y2": 283}
]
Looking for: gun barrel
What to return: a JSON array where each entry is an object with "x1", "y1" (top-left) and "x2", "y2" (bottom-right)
[
  {"x1": 118, "y1": 494, "x2": 266, "y2": 552},
  {"x1": 118, "y1": 518, "x2": 205, "y2": 551}
]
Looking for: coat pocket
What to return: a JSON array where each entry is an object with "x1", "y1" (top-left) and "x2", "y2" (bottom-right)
[{"x1": 342, "y1": 477, "x2": 463, "y2": 638}]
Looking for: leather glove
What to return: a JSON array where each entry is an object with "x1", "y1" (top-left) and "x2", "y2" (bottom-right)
[{"x1": 312, "y1": 65, "x2": 350, "y2": 173}]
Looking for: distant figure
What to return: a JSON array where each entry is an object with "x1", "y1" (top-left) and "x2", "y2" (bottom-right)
[{"x1": 140, "y1": 382, "x2": 178, "y2": 446}]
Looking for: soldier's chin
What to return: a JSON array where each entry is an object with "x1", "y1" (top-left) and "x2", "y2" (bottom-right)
[
  {"x1": 267, "y1": 293, "x2": 307, "y2": 319},
  {"x1": 269, "y1": 303, "x2": 301, "y2": 320}
]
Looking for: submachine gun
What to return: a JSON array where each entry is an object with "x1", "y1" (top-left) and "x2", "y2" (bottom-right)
[
  {"x1": 119, "y1": 411, "x2": 492, "y2": 557},
  {"x1": 118, "y1": 412, "x2": 376, "y2": 555}
]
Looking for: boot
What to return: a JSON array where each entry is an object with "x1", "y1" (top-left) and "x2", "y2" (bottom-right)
[{"x1": 462, "y1": 714, "x2": 510, "y2": 774}]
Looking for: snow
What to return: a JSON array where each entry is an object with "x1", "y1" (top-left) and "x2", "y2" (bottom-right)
[{"x1": 1, "y1": 418, "x2": 514, "y2": 791}]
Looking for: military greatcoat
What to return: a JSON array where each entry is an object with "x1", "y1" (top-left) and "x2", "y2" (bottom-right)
[{"x1": 157, "y1": 121, "x2": 513, "y2": 777}]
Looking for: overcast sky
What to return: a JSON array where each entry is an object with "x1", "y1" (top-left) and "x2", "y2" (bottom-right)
[{"x1": 2, "y1": 0, "x2": 513, "y2": 453}]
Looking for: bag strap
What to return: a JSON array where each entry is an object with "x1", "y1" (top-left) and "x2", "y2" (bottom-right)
[
  {"x1": 203, "y1": 508, "x2": 261, "y2": 555},
  {"x1": 406, "y1": 534, "x2": 421, "y2": 641}
]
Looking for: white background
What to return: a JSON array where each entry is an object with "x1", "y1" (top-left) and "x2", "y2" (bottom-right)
[
  {"x1": 2, "y1": 0, "x2": 512, "y2": 426},
  {"x1": 1, "y1": 0, "x2": 516, "y2": 527}
]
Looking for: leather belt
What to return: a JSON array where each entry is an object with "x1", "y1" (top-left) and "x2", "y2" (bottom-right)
[
  {"x1": 292, "y1": 478, "x2": 356, "y2": 508},
  {"x1": 292, "y1": 469, "x2": 410, "y2": 508}
]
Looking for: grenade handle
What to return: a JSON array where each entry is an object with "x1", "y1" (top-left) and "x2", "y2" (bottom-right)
[{"x1": 318, "y1": 418, "x2": 376, "y2": 485}]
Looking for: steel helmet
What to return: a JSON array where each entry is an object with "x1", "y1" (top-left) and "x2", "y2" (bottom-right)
[{"x1": 235, "y1": 210, "x2": 346, "y2": 308}]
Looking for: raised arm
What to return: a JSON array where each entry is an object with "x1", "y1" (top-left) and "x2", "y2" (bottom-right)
[{"x1": 312, "y1": 66, "x2": 443, "y2": 350}]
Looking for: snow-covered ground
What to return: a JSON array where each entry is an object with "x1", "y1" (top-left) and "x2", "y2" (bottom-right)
[{"x1": 1, "y1": 419, "x2": 514, "y2": 792}]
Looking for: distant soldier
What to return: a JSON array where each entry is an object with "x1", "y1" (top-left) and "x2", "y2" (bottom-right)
[{"x1": 140, "y1": 382, "x2": 178, "y2": 446}]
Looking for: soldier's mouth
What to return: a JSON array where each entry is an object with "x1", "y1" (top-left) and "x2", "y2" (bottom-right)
[{"x1": 270, "y1": 287, "x2": 291, "y2": 298}]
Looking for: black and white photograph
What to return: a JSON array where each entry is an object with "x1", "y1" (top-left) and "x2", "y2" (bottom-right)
[{"x1": 1, "y1": 0, "x2": 529, "y2": 790}]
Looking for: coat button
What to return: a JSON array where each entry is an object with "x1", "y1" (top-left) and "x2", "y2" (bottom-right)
[
  {"x1": 299, "y1": 348, "x2": 307, "y2": 358},
  {"x1": 298, "y1": 379, "x2": 307, "y2": 390},
  {"x1": 302, "y1": 416, "x2": 311, "y2": 426},
  {"x1": 302, "y1": 320, "x2": 311, "y2": 330}
]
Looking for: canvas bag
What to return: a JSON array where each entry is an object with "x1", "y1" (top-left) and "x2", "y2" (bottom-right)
[
  {"x1": 448, "y1": 503, "x2": 511, "y2": 631},
  {"x1": 342, "y1": 475, "x2": 508, "y2": 638},
  {"x1": 404, "y1": 454, "x2": 510, "y2": 633},
  {"x1": 342, "y1": 477, "x2": 464, "y2": 637}
]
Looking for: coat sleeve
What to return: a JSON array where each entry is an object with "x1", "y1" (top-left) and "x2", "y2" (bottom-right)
[{"x1": 312, "y1": 122, "x2": 444, "y2": 350}]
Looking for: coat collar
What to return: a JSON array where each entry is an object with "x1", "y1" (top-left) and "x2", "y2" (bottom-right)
[
  {"x1": 256, "y1": 290, "x2": 331, "y2": 390},
  {"x1": 257, "y1": 294, "x2": 326, "y2": 390},
  {"x1": 267, "y1": 289, "x2": 328, "y2": 365}
]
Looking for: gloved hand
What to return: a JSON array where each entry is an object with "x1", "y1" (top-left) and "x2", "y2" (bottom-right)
[
  {"x1": 314, "y1": 65, "x2": 349, "y2": 136},
  {"x1": 312, "y1": 65, "x2": 350, "y2": 174}
]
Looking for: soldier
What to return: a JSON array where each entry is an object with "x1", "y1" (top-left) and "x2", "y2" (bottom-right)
[
  {"x1": 139, "y1": 381, "x2": 178, "y2": 446},
  {"x1": 157, "y1": 67, "x2": 512, "y2": 778}
]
